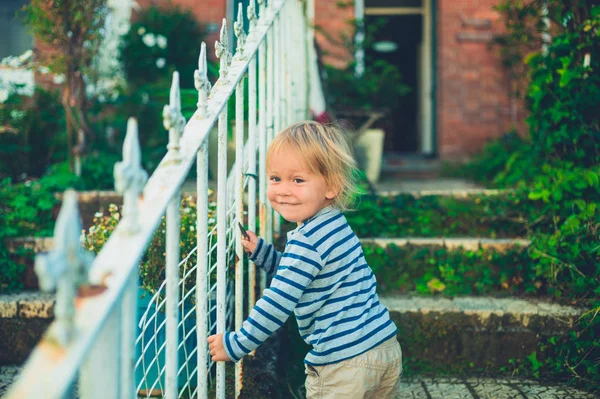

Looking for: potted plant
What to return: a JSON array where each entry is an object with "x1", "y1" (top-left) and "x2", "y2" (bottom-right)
[{"x1": 324, "y1": 58, "x2": 410, "y2": 183}]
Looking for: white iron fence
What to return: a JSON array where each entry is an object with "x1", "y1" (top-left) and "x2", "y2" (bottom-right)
[{"x1": 6, "y1": 0, "x2": 309, "y2": 397}]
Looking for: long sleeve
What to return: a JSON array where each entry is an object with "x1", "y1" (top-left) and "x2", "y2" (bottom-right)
[
  {"x1": 248, "y1": 237, "x2": 282, "y2": 276},
  {"x1": 223, "y1": 233, "x2": 322, "y2": 362}
]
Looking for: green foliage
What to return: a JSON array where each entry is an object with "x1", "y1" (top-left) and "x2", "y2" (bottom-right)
[
  {"x1": 348, "y1": 192, "x2": 533, "y2": 238},
  {"x1": 0, "y1": 177, "x2": 60, "y2": 292},
  {"x1": 0, "y1": 89, "x2": 66, "y2": 179},
  {"x1": 448, "y1": 0, "x2": 600, "y2": 390},
  {"x1": 325, "y1": 60, "x2": 411, "y2": 114},
  {"x1": 364, "y1": 243, "x2": 541, "y2": 296},
  {"x1": 22, "y1": 0, "x2": 107, "y2": 76},
  {"x1": 120, "y1": 5, "x2": 209, "y2": 90},
  {"x1": 83, "y1": 197, "x2": 225, "y2": 294},
  {"x1": 116, "y1": 5, "x2": 216, "y2": 172},
  {"x1": 22, "y1": 0, "x2": 108, "y2": 153}
]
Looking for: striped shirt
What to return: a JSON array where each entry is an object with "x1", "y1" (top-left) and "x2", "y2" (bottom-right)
[{"x1": 223, "y1": 206, "x2": 398, "y2": 366}]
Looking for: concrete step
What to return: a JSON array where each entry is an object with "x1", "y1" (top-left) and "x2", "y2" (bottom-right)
[
  {"x1": 382, "y1": 296, "x2": 584, "y2": 372},
  {"x1": 398, "y1": 376, "x2": 596, "y2": 398},
  {"x1": 361, "y1": 237, "x2": 530, "y2": 251},
  {"x1": 0, "y1": 292, "x2": 54, "y2": 364}
]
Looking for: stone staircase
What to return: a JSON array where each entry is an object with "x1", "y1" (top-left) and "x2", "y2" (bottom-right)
[
  {"x1": 362, "y1": 179, "x2": 596, "y2": 397},
  {"x1": 1, "y1": 179, "x2": 597, "y2": 398}
]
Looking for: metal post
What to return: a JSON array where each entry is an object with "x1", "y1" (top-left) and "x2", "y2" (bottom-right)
[
  {"x1": 258, "y1": 38, "x2": 267, "y2": 294},
  {"x1": 273, "y1": 15, "x2": 282, "y2": 240},
  {"x1": 264, "y1": 24, "x2": 274, "y2": 292},
  {"x1": 248, "y1": 53, "x2": 257, "y2": 309},
  {"x1": 234, "y1": 74, "x2": 246, "y2": 399},
  {"x1": 215, "y1": 19, "x2": 232, "y2": 399},
  {"x1": 166, "y1": 194, "x2": 181, "y2": 399},
  {"x1": 80, "y1": 308, "x2": 120, "y2": 399},
  {"x1": 196, "y1": 141, "x2": 209, "y2": 399},
  {"x1": 120, "y1": 273, "x2": 137, "y2": 399}
]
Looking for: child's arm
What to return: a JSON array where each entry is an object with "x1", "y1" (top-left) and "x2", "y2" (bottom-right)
[
  {"x1": 241, "y1": 230, "x2": 282, "y2": 276},
  {"x1": 212, "y1": 233, "x2": 322, "y2": 362}
]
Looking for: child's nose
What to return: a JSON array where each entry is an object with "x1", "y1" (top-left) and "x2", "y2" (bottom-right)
[{"x1": 277, "y1": 184, "x2": 291, "y2": 196}]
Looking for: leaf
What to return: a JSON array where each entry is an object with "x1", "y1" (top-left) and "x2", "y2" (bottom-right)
[{"x1": 427, "y1": 278, "x2": 446, "y2": 293}]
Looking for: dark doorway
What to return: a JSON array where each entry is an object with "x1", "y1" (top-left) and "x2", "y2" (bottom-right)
[{"x1": 365, "y1": 14, "x2": 422, "y2": 153}]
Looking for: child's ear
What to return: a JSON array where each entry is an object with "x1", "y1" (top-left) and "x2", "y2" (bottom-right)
[{"x1": 325, "y1": 185, "x2": 340, "y2": 201}]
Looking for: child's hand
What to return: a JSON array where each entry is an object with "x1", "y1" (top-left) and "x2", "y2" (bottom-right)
[
  {"x1": 240, "y1": 230, "x2": 259, "y2": 254},
  {"x1": 207, "y1": 333, "x2": 231, "y2": 362}
]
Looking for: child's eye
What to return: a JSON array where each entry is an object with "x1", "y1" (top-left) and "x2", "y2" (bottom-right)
[
  {"x1": 270, "y1": 176, "x2": 280, "y2": 182},
  {"x1": 293, "y1": 178, "x2": 305, "y2": 184}
]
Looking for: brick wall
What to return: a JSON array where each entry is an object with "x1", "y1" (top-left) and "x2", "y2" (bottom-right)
[
  {"x1": 314, "y1": 0, "x2": 354, "y2": 68},
  {"x1": 437, "y1": 0, "x2": 525, "y2": 161}
]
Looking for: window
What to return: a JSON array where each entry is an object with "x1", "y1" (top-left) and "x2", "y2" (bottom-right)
[{"x1": 0, "y1": 0, "x2": 33, "y2": 59}]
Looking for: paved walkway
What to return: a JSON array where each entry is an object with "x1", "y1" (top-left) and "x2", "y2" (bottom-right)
[
  {"x1": 398, "y1": 377, "x2": 596, "y2": 399},
  {"x1": 1, "y1": 367, "x2": 595, "y2": 398}
]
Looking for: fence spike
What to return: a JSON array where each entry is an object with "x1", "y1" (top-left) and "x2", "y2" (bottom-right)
[
  {"x1": 163, "y1": 71, "x2": 186, "y2": 160},
  {"x1": 247, "y1": 0, "x2": 257, "y2": 30},
  {"x1": 257, "y1": 0, "x2": 265, "y2": 20},
  {"x1": 34, "y1": 190, "x2": 94, "y2": 346},
  {"x1": 234, "y1": 4, "x2": 247, "y2": 54},
  {"x1": 114, "y1": 118, "x2": 148, "y2": 233},
  {"x1": 215, "y1": 18, "x2": 232, "y2": 78},
  {"x1": 194, "y1": 42, "x2": 212, "y2": 117}
]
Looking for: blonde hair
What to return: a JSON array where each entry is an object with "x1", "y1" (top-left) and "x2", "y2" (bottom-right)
[{"x1": 266, "y1": 121, "x2": 359, "y2": 211}]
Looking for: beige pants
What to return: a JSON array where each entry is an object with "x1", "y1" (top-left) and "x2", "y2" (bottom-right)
[{"x1": 305, "y1": 337, "x2": 403, "y2": 399}]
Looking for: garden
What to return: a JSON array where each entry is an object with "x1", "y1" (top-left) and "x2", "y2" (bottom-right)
[{"x1": 0, "y1": 0, "x2": 598, "y2": 397}]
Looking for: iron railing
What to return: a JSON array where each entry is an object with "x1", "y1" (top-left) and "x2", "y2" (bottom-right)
[{"x1": 6, "y1": 0, "x2": 309, "y2": 397}]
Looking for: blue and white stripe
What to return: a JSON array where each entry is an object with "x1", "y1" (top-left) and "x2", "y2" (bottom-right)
[{"x1": 223, "y1": 206, "x2": 397, "y2": 365}]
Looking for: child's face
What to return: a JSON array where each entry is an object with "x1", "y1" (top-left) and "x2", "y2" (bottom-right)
[{"x1": 267, "y1": 146, "x2": 337, "y2": 224}]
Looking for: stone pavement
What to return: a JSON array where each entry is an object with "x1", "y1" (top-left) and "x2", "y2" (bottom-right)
[{"x1": 398, "y1": 377, "x2": 596, "y2": 399}]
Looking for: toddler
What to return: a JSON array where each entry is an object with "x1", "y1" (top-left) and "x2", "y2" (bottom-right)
[{"x1": 208, "y1": 121, "x2": 402, "y2": 398}]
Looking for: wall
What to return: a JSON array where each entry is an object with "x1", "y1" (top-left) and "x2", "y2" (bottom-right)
[
  {"x1": 314, "y1": 0, "x2": 355, "y2": 68},
  {"x1": 437, "y1": 0, "x2": 525, "y2": 161}
]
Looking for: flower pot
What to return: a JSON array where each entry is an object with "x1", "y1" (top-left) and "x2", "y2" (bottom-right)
[{"x1": 354, "y1": 128, "x2": 385, "y2": 183}]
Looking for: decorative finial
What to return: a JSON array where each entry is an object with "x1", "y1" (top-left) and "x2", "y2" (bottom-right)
[
  {"x1": 257, "y1": 0, "x2": 265, "y2": 18},
  {"x1": 35, "y1": 190, "x2": 94, "y2": 345},
  {"x1": 194, "y1": 42, "x2": 212, "y2": 118},
  {"x1": 247, "y1": 0, "x2": 257, "y2": 30},
  {"x1": 114, "y1": 118, "x2": 148, "y2": 233},
  {"x1": 234, "y1": 4, "x2": 247, "y2": 54},
  {"x1": 215, "y1": 19, "x2": 232, "y2": 78},
  {"x1": 162, "y1": 71, "x2": 186, "y2": 160}
]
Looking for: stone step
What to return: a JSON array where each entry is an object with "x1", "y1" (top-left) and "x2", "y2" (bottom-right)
[
  {"x1": 361, "y1": 237, "x2": 530, "y2": 251},
  {"x1": 382, "y1": 296, "x2": 584, "y2": 372},
  {"x1": 398, "y1": 376, "x2": 596, "y2": 398},
  {"x1": 0, "y1": 292, "x2": 54, "y2": 364}
]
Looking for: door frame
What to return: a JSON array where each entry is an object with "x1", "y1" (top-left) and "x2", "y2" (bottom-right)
[{"x1": 355, "y1": 0, "x2": 436, "y2": 156}]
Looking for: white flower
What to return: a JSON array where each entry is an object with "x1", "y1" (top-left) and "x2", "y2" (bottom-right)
[
  {"x1": 8, "y1": 58, "x2": 20, "y2": 68},
  {"x1": 137, "y1": 26, "x2": 146, "y2": 35},
  {"x1": 0, "y1": 89, "x2": 9, "y2": 104},
  {"x1": 94, "y1": 212, "x2": 103, "y2": 217},
  {"x1": 52, "y1": 74, "x2": 65, "y2": 84},
  {"x1": 10, "y1": 110, "x2": 26, "y2": 120},
  {"x1": 190, "y1": 225, "x2": 195, "y2": 231},
  {"x1": 155, "y1": 57, "x2": 166, "y2": 69},
  {"x1": 142, "y1": 33, "x2": 156, "y2": 47},
  {"x1": 208, "y1": 218, "x2": 216, "y2": 224},
  {"x1": 38, "y1": 66, "x2": 50, "y2": 74},
  {"x1": 156, "y1": 35, "x2": 168, "y2": 49},
  {"x1": 18, "y1": 50, "x2": 33, "y2": 63}
]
